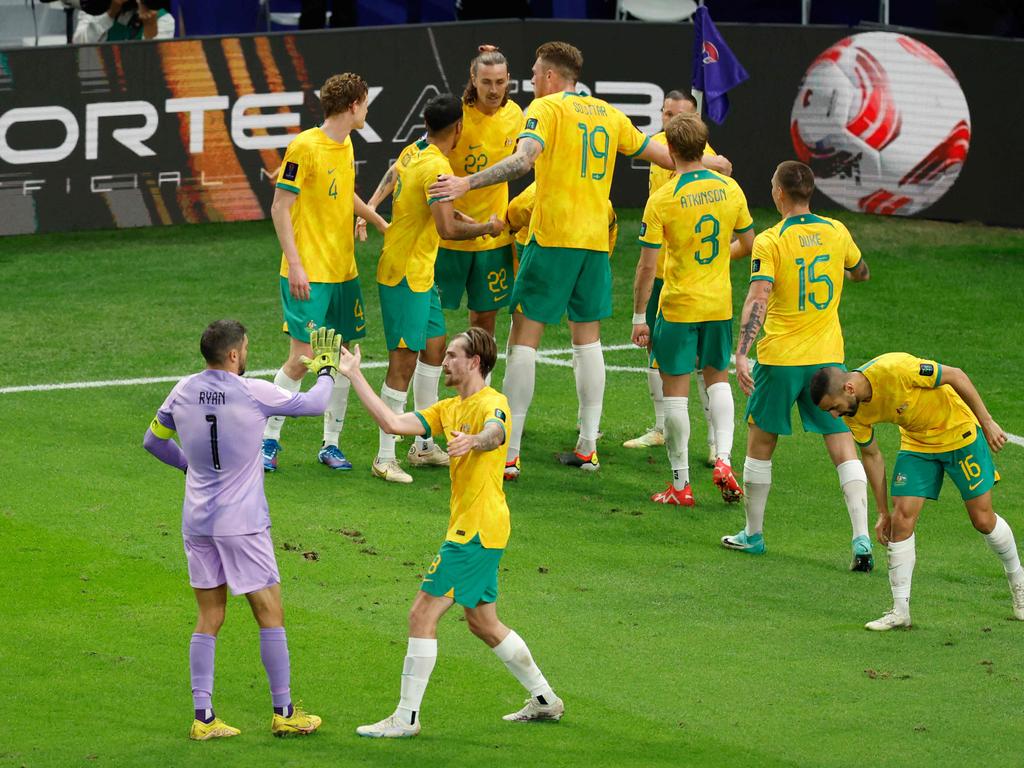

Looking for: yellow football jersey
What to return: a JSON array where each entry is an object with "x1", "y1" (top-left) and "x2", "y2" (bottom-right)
[
  {"x1": 519, "y1": 91, "x2": 648, "y2": 251},
  {"x1": 507, "y1": 181, "x2": 617, "y2": 254},
  {"x1": 845, "y1": 353, "x2": 979, "y2": 453},
  {"x1": 416, "y1": 387, "x2": 512, "y2": 549},
  {"x1": 377, "y1": 140, "x2": 453, "y2": 292},
  {"x1": 647, "y1": 132, "x2": 717, "y2": 280},
  {"x1": 750, "y1": 213, "x2": 862, "y2": 366},
  {"x1": 639, "y1": 170, "x2": 753, "y2": 323},
  {"x1": 276, "y1": 127, "x2": 357, "y2": 283},
  {"x1": 440, "y1": 101, "x2": 522, "y2": 252}
]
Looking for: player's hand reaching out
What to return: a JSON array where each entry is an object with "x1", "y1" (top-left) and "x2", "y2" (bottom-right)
[
  {"x1": 447, "y1": 430, "x2": 477, "y2": 458},
  {"x1": 735, "y1": 353, "x2": 754, "y2": 395},
  {"x1": 334, "y1": 343, "x2": 362, "y2": 379},
  {"x1": 299, "y1": 327, "x2": 343, "y2": 377},
  {"x1": 429, "y1": 174, "x2": 471, "y2": 202},
  {"x1": 981, "y1": 418, "x2": 1008, "y2": 453}
]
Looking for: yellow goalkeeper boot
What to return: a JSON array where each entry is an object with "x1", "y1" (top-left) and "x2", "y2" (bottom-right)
[
  {"x1": 189, "y1": 716, "x2": 241, "y2": 741},
  {"x1": 271, "y1": 706, "x2": 322, "y2": 737}
]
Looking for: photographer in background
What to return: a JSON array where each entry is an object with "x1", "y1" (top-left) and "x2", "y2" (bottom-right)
[{"x1": 72, "y1": 0, "x2": 174, "y2": 43}]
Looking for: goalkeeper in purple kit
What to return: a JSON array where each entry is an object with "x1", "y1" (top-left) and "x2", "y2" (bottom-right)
[{"x1": 143, "y1": 320, "x2": 342, "y2": 740}]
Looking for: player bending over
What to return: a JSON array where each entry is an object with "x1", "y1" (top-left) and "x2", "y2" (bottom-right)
[
  {"x1": 337, "y1": 329, "x2": 563, "y2": 737},
  {"x1": 811, "y1": 354, "x2": 1021, "y2": 629},
  {"x1": 144, "y1": 321, "x2": 344, "y2": 739}
]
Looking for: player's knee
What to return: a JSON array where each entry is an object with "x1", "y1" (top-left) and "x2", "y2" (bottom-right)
[{"x1": 197, "y1": 608, "x2": 225, "y2": 635}]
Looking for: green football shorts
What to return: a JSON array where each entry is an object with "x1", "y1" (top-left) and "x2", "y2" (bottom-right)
[
  {"x1": 435, "y1": 245, "x2": 515, "y2": 312},
  {"x1": 420, "y1": 535, "x2": 504, "y2": 608},
  {"x1": 744, "y1": 362, "x2": 850, "y2": 436},
  {"x1": 650, "y1": 315, "x2": 732, "y2": 376},
  {"x1": 279, "y1": 276, "x2": 366, "y2": 344},
  {"x1": 378, "y1": 279, "x2": 445, "y2": 352},
  {"x1": 645, "y1": 277, "x2": 663, "y2": 330},
  {"x1": 509, "y1": 240, "x2": 612, "y2": 324},
  {"x1": 891, "y1": 431, "x2": 998, "y2": 501}
]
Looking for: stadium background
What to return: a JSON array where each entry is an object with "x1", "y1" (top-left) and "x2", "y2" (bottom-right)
[{"x1": 1, "y1": 18, "x2": 1022, "y2": 235}]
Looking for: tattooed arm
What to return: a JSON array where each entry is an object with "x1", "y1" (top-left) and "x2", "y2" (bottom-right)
[
  {"x1": 447, "y1": 421, "x2": 506, "y2": 457},
  {"x1": 429, "y1": 137, "x2": 542, "y2": 202},
  {"x1": 735, "y1": 279, "x2": 772, "y2": 395}
]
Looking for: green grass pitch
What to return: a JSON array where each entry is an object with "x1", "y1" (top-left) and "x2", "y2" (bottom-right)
[{"x1": 2, "y1": 209, "x2": 1024, "y2": 767}]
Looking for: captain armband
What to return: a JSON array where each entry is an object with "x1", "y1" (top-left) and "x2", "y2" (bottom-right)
[{"x1": 149, "y1": 417, "x2": 176, "y2": 440}]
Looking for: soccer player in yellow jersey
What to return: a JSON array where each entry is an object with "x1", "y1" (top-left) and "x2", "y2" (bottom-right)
[
  {"x1": 371, "y1": 94, "x2": 503, "y2": 484},
  {"x1": 335, "y1": 329, "x2": 564, "y2": 737},
  {"x1": 721, "y1": 161, "x2": 874, "y2": 570},
  {"x1": 506, "y1": 182, "x2": 618, "y2": 266},
  {"x1": 631, "y1": 113, "x2": 753, "y2": 507},
  {"x1": 262, "y1": 73, "x2": 388, "y2": 474},
  {"x1": 810, "y1": 355, "x2": 1020, "y2": 629},
  {"x1": 626, "y1": 89, "x2": 733, "y2": 459},
  {"x1": 430, "y1": 41, "x2": 673, "y2": 478},
  {"x1": 435, "y1": 45, "x2": 522, "y2": 339}
]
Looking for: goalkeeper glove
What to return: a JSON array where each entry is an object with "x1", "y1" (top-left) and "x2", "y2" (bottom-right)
[{"x1": 300, "y1": 327, "x2": 343, "y2": 376}]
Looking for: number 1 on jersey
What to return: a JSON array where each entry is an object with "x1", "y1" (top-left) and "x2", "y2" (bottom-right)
[{"x1": 205, "y1": 414, "x2": 221, "y2": 470}]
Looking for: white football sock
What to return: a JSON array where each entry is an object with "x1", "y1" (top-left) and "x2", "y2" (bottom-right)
[
  {"x1": 264, "y1": 369, "x2": 302, "y2": 440},
  {"x1": 503, "y1": 345, "x2": 536, "y2": 461},
  {"x1": 706, "y1": 381, "x2": 733, "y2": 464},
  {"x1": 743, "y1": 457, "x2": 772, "y2": 536},
  {"x1": 322, "y1": 375, "x2": 350, "y2": 446},
  {"x1": 573, "y1": 340, "x2": 604, "y2": 454},
  {"x1": 412, "y1": 360, "x2": 442, "y2": 451},
  {"x1": 377, "y1": 383, "x2": 407, "y2": 461},
  {"x1": 647, "y1": 368, "x2": 665, "y2": 432},
  {"x1": 396, "y1": 637, "x2": 437, "y2": 726},
  {"x1": 492, "y1": 630, "x2": 555, "y2": 703},
  {"x1": 697, "y1": 371, "x2": 714, "y2": 449},
  {"x1": 983, "y1": 515, "x2": 1024, "y2": 584},
  {"x1": 663, "y1": 396, "x2": 690, "y2": 490},
  {"x1": 887, "y1": 534, "x2": 916, "y2": 615},
  {"x1": 837, "y1": 460, "x2": 870, "y2": 541}
]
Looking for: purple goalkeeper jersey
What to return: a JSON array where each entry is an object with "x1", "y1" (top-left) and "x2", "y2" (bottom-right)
[{"x1": 153, "y1": 369, "x2": 332, "y2": 536}]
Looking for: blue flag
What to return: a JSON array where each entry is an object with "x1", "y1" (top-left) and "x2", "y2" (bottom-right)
[{"x1": 691, "y1": 6, "x2": 749, "y2": 124}]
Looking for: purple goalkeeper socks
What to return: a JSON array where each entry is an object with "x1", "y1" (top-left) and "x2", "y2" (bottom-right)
[
  {"x1": 189, "y1": 633, "x2": 216, "y2": 712},
  {"x1": 259, "y1": 626, "x2": 292, "y2": 709}
]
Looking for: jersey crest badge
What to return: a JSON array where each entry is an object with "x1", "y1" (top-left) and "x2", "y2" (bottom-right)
[{"x1": 283, "y1": 161, "x2": 299, "y2": 181}]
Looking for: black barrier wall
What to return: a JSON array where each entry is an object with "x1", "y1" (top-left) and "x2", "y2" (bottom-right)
[{"x1": 0, "y1": 19, "x2": 1020, "y2": 235}]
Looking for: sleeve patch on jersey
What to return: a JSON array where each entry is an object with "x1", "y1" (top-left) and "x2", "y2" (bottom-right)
[
  {"x1": 525, "y1": 117, "x2": 538, "y2": 130},
  {"x1": 283, "y1": 161, "x2": 299, "y2": 181},
  {"x1": 919, "y1": 363, "x2": 934, "y2": 377},
  {"x1": 751, "y1": 258, "x2": 761, "y2": 273},
  {"x1": 639, "y1": 222, "x2": 647, "y2": 236},
  {"x1": 495, "y1": 408, "x2": 506, "y2": 421}
]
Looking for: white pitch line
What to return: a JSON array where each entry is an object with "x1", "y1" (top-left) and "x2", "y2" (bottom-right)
[{"x1": 5, "y1": 348, "x2": 1024, "y2": 449}]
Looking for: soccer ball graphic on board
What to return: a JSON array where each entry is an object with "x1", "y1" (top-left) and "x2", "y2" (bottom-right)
[{"x1": 790, "y1": 31, "x2": 970, "y2": 216}]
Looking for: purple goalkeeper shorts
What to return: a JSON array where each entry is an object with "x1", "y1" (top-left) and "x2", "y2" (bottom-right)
[{"x1": 183, "y1": 529, "x2": 280, "y2": 596}]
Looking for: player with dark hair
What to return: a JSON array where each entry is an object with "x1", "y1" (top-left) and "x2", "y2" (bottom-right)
[
  {"x1": 631, "y1": 112, "x2": 754, "y2": 506},
  {"x1": 810, "y1": 356, "x2": 1021, "y2": 629},
  {"x1": 143, "y1": 321, "x2": 344, "y2": 739},
  {"x1": 370, "y1": 93, "x2": 504, "y2": 484},
  {"x1": 721, "y1": 160, "x2": 874, "y2": 569},
  {"x1": 335, "y1": 330, "x2": 564, "y2": 737},
  {"x1": 430, "y1": 41, "x2": 674, "y2": 479},
  {"x1": 262, "y1": 73, "x2": 388, "y2": 475},
  {"x1": 625, "y1": 88, "x2": 732, "y2": 456}
]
